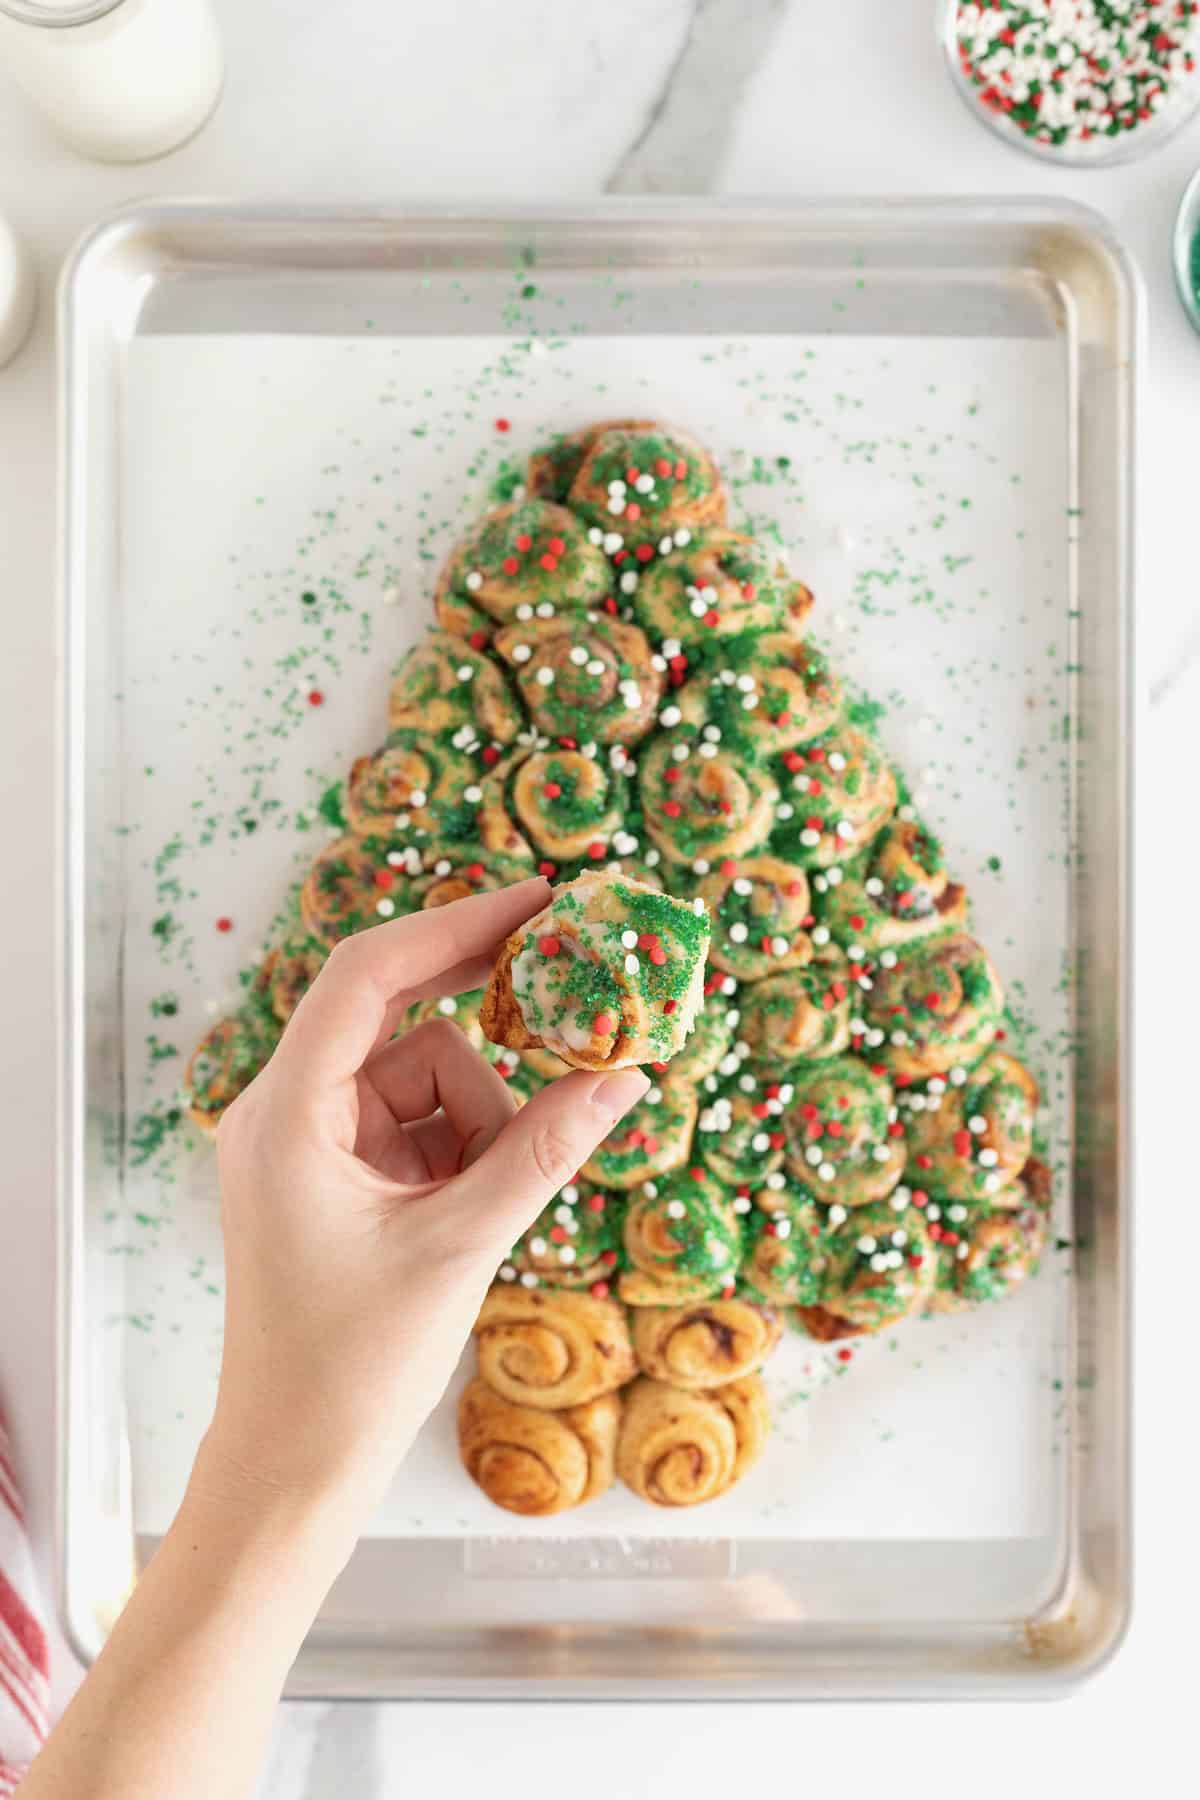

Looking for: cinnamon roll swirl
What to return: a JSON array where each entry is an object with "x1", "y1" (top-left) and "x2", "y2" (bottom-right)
[
  {"x1": 615, "y1": 1375, "x2": 769, "y2": 1506},
  {"x1": 458, "y1": 1379, "x2": 620, "y2": 1515},
  {"x1": 473, "y1": 1284, "x2": 635, "y2": 1409}
]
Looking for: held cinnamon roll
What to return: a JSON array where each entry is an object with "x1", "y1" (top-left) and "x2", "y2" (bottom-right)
[
  {"x1": 927, "y1": 1159, "x2": 1050, "y2": 1313},
  {"x1": 819, "y1": 819, "x2": 968, "y2": 954},
  {"x1": 473, "y1": 1285, "x2": 635, "y2": 1409},
  {"x1": 264, "y1": 936, "x2": 327, "y2": 1025},
  {"x1": 433, "y1": 499, "x2": 612, "y2": 640},
  {"x1": 795, "y1": 1199, "x2": 936, "y2": 1341},
  {"x1": 619, "y1": 1168, "x2": 742, "y2": 1306},
  {"x1": 480, "y1": 870, "x2": 710, "y2": 1072},
  {"x1": 862, "y1": 933, "x2": 1003, "y2": 1082},
  {"x1": 581, "y1": 1079, "x2": 698, "y2": 1190},
  {"x1": 299, "y1": 832, "x2": 411, "y2": 947},
  {"x1": 697, "y1": 1069, "x2": 789, "y2": 1188},
  {"x1": 510, "y1": 750, "x2": 623, "y2": 862},
  {"x1": 741, "y1": 1186, "x2": 827, "y2": 1307},
  {"x1": 566, "y1": 422, "x2": 727, "y2": 550},
  {"x1": 736, "y1": 957, "x2": 854, "y2": 1066},
  {"x1": 638, "y1": 730, "x2": 779, "y2": 868},
  {"x1": 769, "y1": 724, "x2": 897, "y2": 870},
  {"x1": 899, "y1": 1049, "x2": 1038, "y2": 1203},
  {"x1": 781, "y1": 1056, "x2": 906, "y2": 1206},
  {"x1": 493, "y1": 615, "x2": 664, "y2": 747},
  {"x1": 632, "y1": 530, "x2": 805, "y2": 647},
  {"x1": 458, "y1": 1379, "x2": 620, "y2": 1516},
  {"x1": 526, "y1": 417, "x2": 656, "y2": 503},
  {"x1": 387, "y1": 630, "x2": 523, "y2": 746},
  {"x1": 503, "y1": 1183, "x2": 626, "y2": 1293},
  {"x1": 615, "y1": 1375, "x2": 769, "y2": 1506},
  {"x1": 697, "y1": 854, "x2": 813, "y2": 980},
  {"x1": 631, "y1": 1298, "x2": 782, "y2": 1389}
]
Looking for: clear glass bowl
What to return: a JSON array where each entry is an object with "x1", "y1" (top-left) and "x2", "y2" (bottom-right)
[
  {"x1": 938, "y1": 0, "x2": 1200, "y2": 167},
  {"x1": 1173, "y1": 165, "x2": 1200, "y2": 333}
]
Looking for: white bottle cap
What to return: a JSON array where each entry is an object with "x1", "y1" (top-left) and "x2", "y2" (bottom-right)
[{"x1": 0, "y1": 218, "x2": 37, "y2": 368}]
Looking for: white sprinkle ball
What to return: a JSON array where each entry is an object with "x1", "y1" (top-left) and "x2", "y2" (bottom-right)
[{"x1": 666, "y1": 1199, "x2": 687, "y2": 1220}]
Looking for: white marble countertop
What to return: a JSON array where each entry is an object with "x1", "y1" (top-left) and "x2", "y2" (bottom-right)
[{"x1": 0, "y1": 2, "x2": 1185, "y2": 1795}]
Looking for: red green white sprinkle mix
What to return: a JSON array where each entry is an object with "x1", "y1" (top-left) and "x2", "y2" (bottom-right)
[{"x1": 954, "y1": 1, "x2": 1199, "y2": 150}]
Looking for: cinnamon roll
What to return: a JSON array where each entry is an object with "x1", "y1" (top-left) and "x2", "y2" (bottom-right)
[
  {"x1": 566, "y1": 422, "x2": 726, "y2": 550},
  {"x1": 769, "y1": 724, "x2": 897, "y2": 869},
  {"x1": 458, "y1": 1379, "x2": 620, "y2": 1516},
  {"x1": 409, "y1": 843, "x2": 532, "y2": 909},
  {"x1": 493, "y1": 615, "x2": 664, "y2": 748},
  {"x1": 696, "y1": 1069, "x2": 789, "y2": 1188},
  {"x1": 741, "y1": 1184, "x2": 828, "y2": 1307},
  {"x1": 899, "y1": 1049, "x2": 1038, "y2": 1203},
  {"x1": 697, "y1": 854, "x2": 813, "y2": 980},
  {"x1": 480, "y1": 870, "x2": 710, "y2": 1072},
  {"x1": 795, "y1": 1198, "x2": 936, "y2": 1340},
  {"x1": 510, "y1": 749, "x2": 623, "y2": 862},
  {"x1": 299, "y1": 832, "x2": 411, "y2": 947},
  {"x1": 526, "y1": 417, "x2": 656, "y2": 503},
  {"x1": 184, "y1": 1009, "x2": 279, "y2": 1135},
  {"x1": 264, "y1": 937, "x2": 327, "y2": 1025},
  {"x1": 631, "y1": 1298, "x2": 782, "y2": 1389},
  {"x1": 736, "y1": 956, "x2": 854, "y2": 1066},
  {"x1": 618, "y1": 1168, "x2": 742, "y2": 1306},
  {"x1": 925, "y1": 1160, "x2": 1051, "y2": 1314},
  {"x1": 862, "y1": 932, "x2": 1003, "y2": 1082},
  {"x1": 504, "y1": 1182, "x2": 626, "y2": 1293},
  {"x1": 633, "y1": 530, "x2": 807, "y2": 647},
  {"x1": 473, "y1": 1284, "x2": 635, "y2": 1409},
  {"x1": 580, "y1": 1078, "x2": 698, "y2": 1190},
  {"x1": 819, "y1": 818, "x2": 968, "y2": 954},
  {"x1": 615, "y1": 1374, "x2": 769, "y2": 1506},
  {"x1": 433, "y1": 499, "x2": 611, "y2": 641},
  {"x1": 387, "y1": 629, "x2": 523, "y2": 746},
  {"x1": 666, "y1": 635, "x2": 841, "y2": 761},
  {"x1": 661, "y1": 985, "x2": 738, "y2": 1084},
  {"x1": 638, "y1": 731, "x2": 779, "y2": 868},
  {"x1": 781, "y1": 1056, "x2": 906, "y2": 1206}
]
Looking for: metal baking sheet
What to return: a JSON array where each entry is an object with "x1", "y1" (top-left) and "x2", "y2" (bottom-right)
[{"x1": 57, "y1": 200, "x2": 1134, "y2": 1697}]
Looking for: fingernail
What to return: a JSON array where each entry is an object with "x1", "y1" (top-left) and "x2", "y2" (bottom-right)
[{"x1": 590, "y1": 1068, "x2": 650, "y2": 1120}]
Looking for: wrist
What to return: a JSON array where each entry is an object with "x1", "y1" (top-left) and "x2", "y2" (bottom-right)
[{"x1": 182, "y1": 1428, "x2": 369, "y2": 1580}]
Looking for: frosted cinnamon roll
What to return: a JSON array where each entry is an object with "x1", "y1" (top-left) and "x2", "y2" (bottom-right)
[
  {"x1": 566, "y1": 422, "x2": 726, "y2": 550},
  {"x1": 819, "y1": 819, "x2": 968, "y2": 954},
  {"x1": 862, "y1": 932, "x2": 1003, "y2": 1082},
  {"x1": 526, "y1": 417, "x2": 656, "y2": 503},
  {"x1": 473, "y1": 1284, "x2": 635, "y2": 1409},
  {"x1": 480, "y1": 870, "x2": 710, "y2": 1072},
  {"x1": 899, "y1": 1049, "x2": 1038, "y2": 1203},
  {"x1": 618, "y1": 1168, "x2": 742, "y2": 1306},
  {"x1": 697, "y1": 854, "x2": 813, "y2": 981},
  {"x1": 504, "y1": 1183, "x2": 625, "y2": 1293},
  {"x1": 492, "y1": 615, "x2": 664, "y2": 747},
  {"x1": 458, "y1": 1379, "x2": 619, "y2": 1516},
  {"x1": 769, "y1": 724, "x2": 896, "y2": 870},
  {"x1": 638, "y1": 730, "x2": 778, "y2": 868},
  {"x1": 794, "y1": 1199, "x2": 936, "y2": 1341},
  {"x1": 741, "y1": 1186, "x2": 827, "y2": 1307},
  {"x1": 580, "y1": 1079, "x2": 698, "y2": 1190},
  {"x1": 433, "y1": 499, "x2": 611, "y2": 641},
  {"x1": 387, "y1": 630, "x2": 523, "y2": 746},
  {"x1": 633, "y1": 530, "x2": 806, "y2": 647},
  {"x1": 510, "y1": 750, "x2": 623, "y2": 862},
  {"x1": 631, "y1": 1299, "x2": 782, "y2": 1389},
  {"x1": 736, "y1": 956, "x2": 854, "y2": 1066},
  {"x1": 781, "y1": 1055, "x2": 906, "y2": 1206},
  {"x1": 299, "y1": 833, "x2": 411, "y2": 947},
  {"x1": 615, "y1": 1375, "x2": 769, "y2": 1506},
  {"x1": 926, "y1": 1160, "x2": 1051, "y2": 1315}
]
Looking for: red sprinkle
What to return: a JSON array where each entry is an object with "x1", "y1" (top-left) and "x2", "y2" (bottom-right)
[
  {"x1": 721, "y1": 1282, "x2": 736, "y2": 1299},
  {"x1": 689, "y1": 1166, "x2": 705, "y2": 1182},
  {"x1": 915, "y1": 1153, "x2": 933, "y2": 1170},
  {"x1": 466, "y1": 862, "x2": 485, "y2": 881},
  {"x1": 216, "y1": 917, "x2": 233, "y2": 933},
  {"x1": 550, "y1": 1226, "x2": 567, "y2": 1243},
  {"x1": 587, "y1": 841, "x2": 606, "y2": 860},
  {"x1": 543, "y1": 781, "x2": 563, "y2": 800},
  {"x1": 593, "y1": 1012, "x2": 615, "y2": 1036},
  {"x1": 663, "y1": 799, "x2": 682, "y2": 818},
  {"x1": 548, "y1": 536, "x2": 565, "y2": 556},
  {"x1": 953, "y1": 1129, "x2": 972, "y2": 1157},
  {"x1": 540, "y1": 554, "x2": 558, "y2": 573},
  {"x1": 649, "y1": 946, "x2": 667, "y2": 966},
  {"x1": 501, "y1": 557, "x2": 520, "y2": 576},
  {"x1": 468, "y1": 631, "x2": 488, "y2": 651},
  {"x1": 495, "y1": 418, "x2": 511, "y2": 433},
  {"x1": 625, "y1": 503, "x2": 642, "y2": 522},
  {"x1": 836, "y1": 1348, "x2": 853, "y2": 1363},
  {"x1": 515, "y1": 533, "x2": 533, "y2": 552},
  {"x1": 635, "y1": 543, "x2": 655, "y2": 563},
  {"x1": 601, "y1": 1249, "x2": 618, "y2": 1265},
  {"x1": 538, "y1": 935, "x2": 561, "y2": 957},
  {"x1": 374, "y1": 869, "x2": 394, "y2": 889},
  {"x1": 307, "y1": 689, "x2": 324, "y2": 707},
  {"x1": 911, "y1": 1189, "x2": 929, "y2": 1208},
  {"x1": 482, "y1": 745, "x2": 501, "y2": 766},
  {"x1": 704, "y1": 610, "x2": 720, "y2": 627},
  {"x1": 537, "y1": 860, "x2": 557, "y2": 878},
  {"x1": 655, "y1": 458, "x2": 672, "y2": 477},
  {"x1": 587, "y1": 1194, "x2": 606, "y2": 1212},
  {"x1": 674, "y1": 459, "x2": 688, "y2": 479},
  {"x1": 720, "y1": 860, "x2": 737, "y2": 876},
  {"x1": 741, "y1": 582, "x2": 756, "y2": 600},
  {"x1": 849, "y1": 914, "x2": 865, "y2": 930},
  {"x1": 590, "y1": 1281, "x2": 610, "y2": 1299}
]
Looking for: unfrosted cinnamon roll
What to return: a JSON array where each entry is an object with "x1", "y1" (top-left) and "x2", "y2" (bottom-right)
[
  {"x1": 661, "y1": 986, "x2": 738, "y2": 1083},
  {"x1": 299, "y1": 833, "x2": 411, "y2": 947},
  {"x1": 633, "y1": 530, "x2": 806, "y2": 647},
  {"x1": 862, "y1": 932, "x2": 1003, "y2": 1081},
  {"x1": 510, "y1": 750, "x2": 623, "y2": 862},
  {"x1": 819, "y1": 819, "x2": 968, "y2": 954},
  {"x1": 526, "y1": 417, "x2": 656, "y2": 503},
  {"x1": 631, "y1": 1298, "x2": 782, "y2": 1389},
  {"x1": 264, "y1": 937, "x2": 327, "y2": 1025},
  {"x1": 900, "y1": 1049, "x2": 1038, "y2": 1202},
  {"x1": 736, "y1": 956, "x2": 854, "y2": 1066},
  {"x1": 580, "y1": 1079, "x2": 698, "y2": 1190},
  {"x1": 666, "y1": 635, "x2": 841, "y2": 761},
  {"x1": 473, "y1": 1284, "x2": 635, "y2": 1409},
  {"x1": 433, "y1": 499, "x2": 611, "y2": 640},
  {"x1": 925, "y1": 1160, "x2": 1050, "y2": 1314},
  {"x1": 615, "y1": 1375, "x2": 769, "y2": 1506},
  {"x1": 493, "y1": 614, "x2": 663, "y2": 748},
  {"x1": 619, "y1": 1168, "x2": 742, "y2": 1306},
  {"x1": 781, "y1": 1056, "x2": 905, "y2": 1205},
  {"x1": 387, "y1": 629, "x2": 523, "y2": 746},
  {"x1": 458, "y1": 1379, "x2": 619, "y2": 1515},
  {"x1": 769, "y1": 724, "x2": 897, "y2": 869},
  {"x1": 504, "y1": 1183, "x2": 625, "y2": 1293},
  {"x1": 409, "y1": 843, "x2": 531, "y2": 909},
  {"x1": 184, "y1": 1009, "x2": 279, "y2": 1135},
  {"x1": 794, "y1": 1198, "x2": 936, "y2": 1341},
  {"x1": 480, "y1": 870, "x2": 710, "y2": 1072},
  {"x1": 696, "y1": 1069, "x2": 789, "y2": 1188},
  {"x1": 638, "y1": 731, "x2": 779, "y2": 868},
  {"x1": 566, "y1": 423, "x2": 726, "y2": 550},
  {"x1": 741, "y1": 1186, "x2": 827, "y2": 1307},
  {"x1": 697, "y1": 854, "x2": 813, "y2": 980}
]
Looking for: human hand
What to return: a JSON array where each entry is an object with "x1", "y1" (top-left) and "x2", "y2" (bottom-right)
[{"x1": 200, "y1": 878, "x2": 649, "y2": 1522}]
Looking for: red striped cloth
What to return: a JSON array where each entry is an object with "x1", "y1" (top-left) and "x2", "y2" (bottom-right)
[{"x1": 0, "y1": 1410, "x2": 48, "y2": 1796}]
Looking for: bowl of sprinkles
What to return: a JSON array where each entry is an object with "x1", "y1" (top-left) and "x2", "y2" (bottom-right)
[
  {"x1": 941, "y1": 1, "x2": 1200, "y2": 164},
  {"x1": 1173, "y1": 161, "x2": 1200, "y2": 331}
]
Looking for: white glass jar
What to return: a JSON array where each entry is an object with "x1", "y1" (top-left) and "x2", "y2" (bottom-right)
[{"x1": 0, "y1": 0, "x2": 223, "y2": 163}]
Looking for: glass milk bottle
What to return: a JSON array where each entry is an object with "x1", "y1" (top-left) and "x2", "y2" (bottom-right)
[{"x1": 0, "y1": 0, "x2": 223, "y2": 162}]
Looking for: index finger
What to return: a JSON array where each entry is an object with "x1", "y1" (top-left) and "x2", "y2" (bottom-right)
[{"x1": 275, "y1": 877, "x2": 550, "y2": 1087}]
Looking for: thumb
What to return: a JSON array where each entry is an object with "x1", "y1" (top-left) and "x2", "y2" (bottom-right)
[{"x1": 444, "y1": 1066, "x2": 649, "y2": 1252}]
